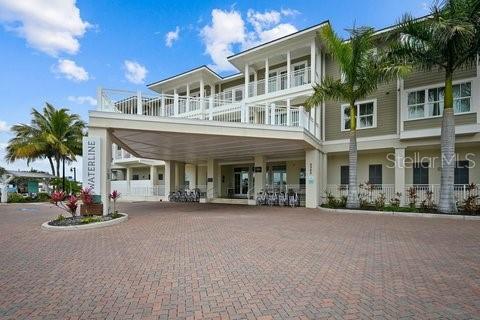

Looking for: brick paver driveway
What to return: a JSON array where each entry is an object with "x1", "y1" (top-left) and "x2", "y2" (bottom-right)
[{"x1": 1, "y1": 202, "x2": 479, "y2": 319}]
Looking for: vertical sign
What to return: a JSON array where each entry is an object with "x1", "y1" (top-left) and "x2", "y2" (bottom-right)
[{"x1": 82, "y1": 136, "x2": 101, "y2": 195}]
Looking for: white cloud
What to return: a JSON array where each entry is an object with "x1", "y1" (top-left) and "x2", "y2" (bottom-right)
[
  {"x1": 53, "y1": 59, "x2": 89, "y2": 81},
  {"x1": 0, "y1": 120, "x2": 10, "y2": 132},
  {"x1": 0, "y1": 0, "x2": 90, "y2": 56},
  {"x1": 68, "y1": 95, "x2": 97, "y2": 106},
  {"x1": 200, "y1": 8, "x2": 299, "y2": 72},
  {"x1": 123, "y1": 60, "x2": 148, "y2": 84},
  {"x1": 200, "y1": 9, "x2": 246, "y2": 72},
  {"x1": 165, "y1": 26, "x2": 180, "y2": 47}
]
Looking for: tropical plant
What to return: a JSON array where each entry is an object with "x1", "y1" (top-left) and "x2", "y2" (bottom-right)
[
  {"x1": 5, "y1": 103, "x2": 86, "y2": 177},
  {"x1": 109, "y1": 190, "x2": 121, "y2": 215},
  {"x1": 387, "y1": 0, "x2": 480, "y2": 213},
  {"x1": 50, "y1": 191, "x2": 78, "y2": 217},
  {"x1": 407, "y1": 187, "x2": 418, "y2": 209},
  {"x1": 306, "y1": 25, "x2": 407, "y2": 208}
]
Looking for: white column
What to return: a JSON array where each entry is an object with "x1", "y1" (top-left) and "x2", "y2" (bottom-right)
[
  {"x1": 305, "y1": 149, "x2": 321, "y2": 208},
  {"x1": 270, "y1": 103, "x2": 276, "y2": 125},
  {"x1": 253, "y1": 71, "x2": 258, "y2": 96},
  {"x1": 126, "y1": 167, "x2": 132, "y2": 194},
  {"x1": 253, "y1": 156, "x2": 266, "y2": 199},
  {"x1": 244, "y1": 102, "x2": 249, "y2": 123},
  {"x1": 299, "y1": 106, "x2": 305, "y2": 128},
  {"x1": 286, "y1": 99, "x2": 291, "y2": 126},
  {"x1": 173, "y1": 88, "x2": 179, "y2": 116},
  {"x1": 186, "y1": 83, "x2": 190, "y2": 112},
  {"x1": 200, "y1": 79, "x2": 205, "y2": 119},
  {"x1": 137, "y1": 90, "x2": 143, "y2": 115},
  {"x1": 209, "y1": 96, "x2": 214, "y2": 120},
  {"x1": 87, "y1": 128, "x2": 111, "y2": 216},
  {"x1": 310, "y1": 40, "x2": 316, "y2": 83},
  {"x1": 286, "y1": 51, "x2": 291, "y2": 89},
  {"x1": 164, "y1": 160, "x2": 175, "y2": 195},
  {"x1": 264, "y1": 57, "x2": 269, "y2": 94},
  {"x1": 244, "y1": 64, "x2": 249, "y2": 98},
  {"x1": 241, "y1": 102, "x2": 246, "y2": 123},
  {"x1": 207, "y1": 159, "x2": 219, "y2": 199},
  {"x1": 150, "y1": 165, "x2": 158, "y2": 186},
  {"x1": 160, "y1": 91, "x2": 165, "y2": 116},
  {"x1": 320, "y1": 152, "x2": 328, "y2": 204},
  {"x1": 395, "y1": 148, "x2": 406, "y2": 206},
  {"x1": 175, "y1": 162, "x2": 185, "y2": 189}
]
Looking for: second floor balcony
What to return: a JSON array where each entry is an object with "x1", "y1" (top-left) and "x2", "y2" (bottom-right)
[{"x1": 97, "y1": 88, "x2": 320, "y2": 138}]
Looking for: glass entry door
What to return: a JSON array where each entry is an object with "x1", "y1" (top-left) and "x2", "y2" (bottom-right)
[{"x1": 234, "y1": 168, "x2": 249, "y2": 197}]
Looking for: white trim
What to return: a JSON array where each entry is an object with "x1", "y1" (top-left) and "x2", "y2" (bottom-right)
[
  {"x1": 400, "y1": 123, "x2": 480, "y2": 139},
  {"x1": 403, "y1": 78, "x2": 476, "y2": 121},
  {"x1": 322, "y1": 134, "x2": 399, "y2": 145},
  {"x1": 340, "y1": 99, "x2": 378, "y2": 131}
]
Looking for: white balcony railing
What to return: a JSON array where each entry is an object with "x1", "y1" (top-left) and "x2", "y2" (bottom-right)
[
  {"x1": 247, "y1": 67, "x2": 311, "y2": 97},
  {"x1": 97, "y1": 88, "x2": 320, "y2": 136}
]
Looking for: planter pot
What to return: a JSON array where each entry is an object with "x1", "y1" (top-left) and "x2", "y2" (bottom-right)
[{"x1": 80, "y1": 203, "x2": 103, "y2": 216}]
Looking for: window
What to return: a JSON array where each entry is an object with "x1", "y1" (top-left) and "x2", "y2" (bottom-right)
[
  {"x1": 454, "y1": 161, "x2": 469, "y2": 185},
  {"x1": 368, "y1": 164, "x2": 382, "y2": 185},
  {"x1": 158, "y1": 173, "x2": 164, "y2": 180},
  {"x1": 340, "y1": 166, "x2": 349, "y2": 185},
  {"x1": 413, "y1": 162, "x2": 429, "y2": 185},
  {"x1": 342, "y1": 101, "x2": 376, "y2": 131},
  {"x1": 407, "y1": 81, "x2": 471, "y2": 119},
  {"x1": 234, "y1": 88, "x2": 243, "y2": 101},
  {"x1": 293, "y1": 63, "x2": 307, "y2": 86},
  {"x1": 132, "y1": 174, "x2": 139, "y2": 181}
]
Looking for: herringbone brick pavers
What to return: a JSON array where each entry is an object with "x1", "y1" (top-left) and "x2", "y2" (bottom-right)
[{"x1": 0, "y1": 202, "x2": 479, "y2": 319}]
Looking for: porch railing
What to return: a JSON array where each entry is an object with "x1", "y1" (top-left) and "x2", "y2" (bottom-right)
[
  {"x1": 325, "y1": 184, "x2": 477, "y2": 206},
  {"x1": 97, "y1": 88, "x2": 319, "y2": 136}
]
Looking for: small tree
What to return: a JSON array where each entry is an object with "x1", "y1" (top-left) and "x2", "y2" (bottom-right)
[{"x1": 50, "y1": 191, "x2": 78, "y2": 217}]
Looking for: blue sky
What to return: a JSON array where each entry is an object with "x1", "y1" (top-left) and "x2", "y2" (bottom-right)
[{"x1": 0, "y1": 0, "x2": 429, "y2": 178}]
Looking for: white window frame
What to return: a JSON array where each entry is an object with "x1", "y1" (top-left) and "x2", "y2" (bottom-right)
[
  {"x1": 340, "y1": 99, "x2": 377, "y2": 131},
  {"x1": 404, "y1": 79, "x2": 475, "y2": 121}
]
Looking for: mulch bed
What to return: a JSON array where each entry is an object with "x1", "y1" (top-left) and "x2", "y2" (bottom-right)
[{"x1": 48, "y1": 214, "x2": 124, "y2": 226}]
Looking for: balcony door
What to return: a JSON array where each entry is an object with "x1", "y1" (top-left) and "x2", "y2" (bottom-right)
[{"x1": 293, "y1": 63, "x2": 307, "y2": 86}]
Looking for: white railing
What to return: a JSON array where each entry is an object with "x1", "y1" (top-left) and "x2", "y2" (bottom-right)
[
  {"x1": 325, "y1": 184, "x2": 477, "y2": 207},
  {"x1": 111, "y1": 182, "x2": 166, "y2": 199},
  {"x1": 291, "y1": 67, "x2": 311, "y2": 88},
  {"x1": 404, "y1": 184, "x2": 477, "y2": 206},
  {"x1": 97, "y1": 88, "x2": 319, "y2": 136}
]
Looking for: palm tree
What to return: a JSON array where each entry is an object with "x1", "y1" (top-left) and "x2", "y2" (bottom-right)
[
  {"x1": 6, "y1": 103, "x2": 86, "y2": 177},
  {"x1": 388, "y1": 0, "x2": 480, "y2": 213},
  {"x1": 306, "y1": 25, "x2": 406, "y2": 208}
]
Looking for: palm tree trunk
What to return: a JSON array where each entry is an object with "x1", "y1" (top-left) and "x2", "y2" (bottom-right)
[
  {"x1": 48, "y1": 157, "x2": 55, "y2": 176},
  {"x1": 55, "y1": 157, "x2": 61, "y2": 178},
  {"x1": 438, "y1": 70, "x2": 457, "y2": 213},
  {"x1": 347, "y1": 104, "x2": 360, "y2": 208}
]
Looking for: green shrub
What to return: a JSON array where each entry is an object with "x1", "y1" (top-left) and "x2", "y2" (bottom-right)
[
  {"x1": 7, "y1": 193, "x2": 26, "y2": 203},
  {"x1": 80, "y1": 216, "x2": 100, "y2": 224},
  {"x1": 374, "y1": 193, "x2": 386, "y2": 211},
  {"x1": 55, "y1": 214, "x2": 66, "y2": 221},
  {"x1": 36, "y1": 193, "x2": 50, "y2": 202}
]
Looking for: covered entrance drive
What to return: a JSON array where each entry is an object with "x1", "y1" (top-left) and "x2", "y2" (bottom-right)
[{"x1": 87, "y1": 111, "x2": 326, "y2": 212}]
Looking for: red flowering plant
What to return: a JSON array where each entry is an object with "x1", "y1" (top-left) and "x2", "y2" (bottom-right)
[
  {"x1": 80, "y1": 187, "x2": 93, "y2": 205},
  {"x1": 80, "y1": 187, "x2": 94, "y2": 216},
  {"x1": 109, "y1": 190, "x2": 121, "y2": 216},
  {"x1": 50, "y1": 191, "x2": 78, "y2": 217}
]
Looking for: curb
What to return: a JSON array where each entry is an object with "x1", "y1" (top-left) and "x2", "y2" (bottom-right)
[
  {"x1": 320, "y1": 207, "x2": 480, "y2": 220},
  {"x1": 41, "y1": 213, "x2": 128, "y2": 231}
]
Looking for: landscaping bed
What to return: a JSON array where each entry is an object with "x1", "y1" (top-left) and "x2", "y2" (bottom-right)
[{"x1": 48, "y1": 213, "x2": 125, "y2": 226}]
